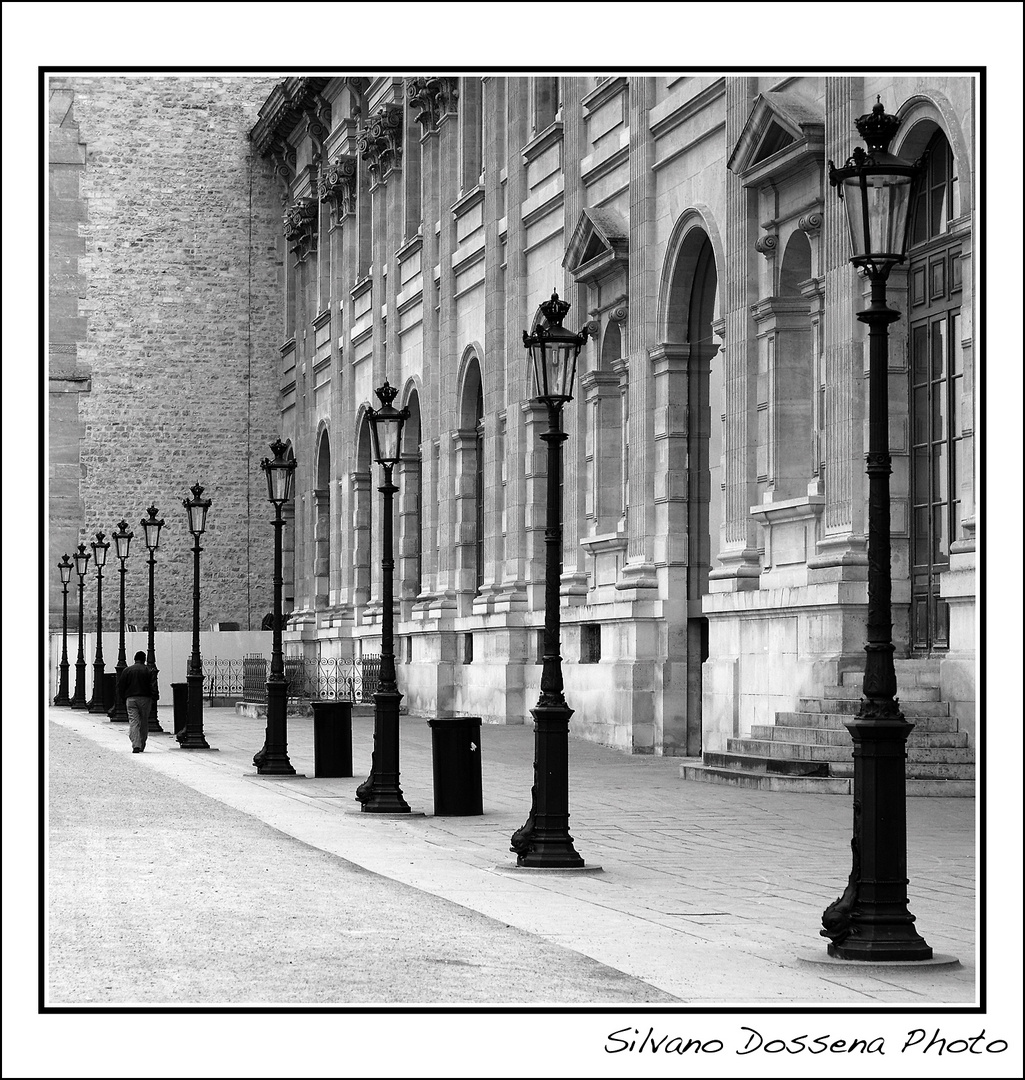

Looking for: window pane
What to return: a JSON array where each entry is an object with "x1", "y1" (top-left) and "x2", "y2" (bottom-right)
[
  {"x1": 933, "y1": 505, "x2": 949, "y2": 564},
  {"x1": 951, "y1": 313, "x2": 963, "y2": 375},
  {"x1": 933, "y1": 442, "x2": 948, "y2": 503},
  {"x1": 913, "y1": 445, "x2": 930, "y2": 500},
  {"x1": 914, "y1": 507, "x2": 931, "y2": 564},
  {"x1": 931, "y1": 319, "x2": 946, "y2": 380},
  {"x1": 912, "y1": 325, "x2": 929, "y2": 379}
]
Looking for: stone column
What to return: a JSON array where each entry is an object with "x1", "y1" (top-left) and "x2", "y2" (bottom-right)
[
  {"x1": 709, "y1": 77, "x2": 761, "y2": 590},
  {"x1": 810, "y1": 75, "x2": 868, "y2": 577},
  {"x1": 620, "y1": 77, "x2": 658, "y2": 593}
]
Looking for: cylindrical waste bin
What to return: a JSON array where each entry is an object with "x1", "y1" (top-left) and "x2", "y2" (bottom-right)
[
  {"x1": 103, "y1": 672, "x2": 118, "y2": 715},
  {"x1": 311, "y1": 700, "x2": 353, "y2": 778},
  {"x1": 428, "y1": 716, "x2": 483, "y2": 815},
  {"x1": 172, "y1": 682, "x2": 189, "y2": 741}
]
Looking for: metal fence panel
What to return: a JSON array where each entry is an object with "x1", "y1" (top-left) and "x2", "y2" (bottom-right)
[{"x1": 234, "y1": 654, "x2": 380, "y2": 704}]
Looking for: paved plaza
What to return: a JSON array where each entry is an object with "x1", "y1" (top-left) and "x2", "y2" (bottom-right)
[{"x1": 46, "y1": 703, "x2": 977, "y2": 1007}]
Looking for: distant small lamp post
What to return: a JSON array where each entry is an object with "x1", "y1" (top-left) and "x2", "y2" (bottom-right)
[
  {"x1": 87, "y1": 531, "x2": 110, "y2": 714},
  {"x1": 356, "y1": 380, "x2": 411, "y2": 813},
  {"x1": 140, "y1": 505, "x2": 165, "y2": 733},
  {"x1": 256, "y1": 439, "x2": 298, "y2": 775},
  {"x1": 820, "y1": 100, "x2": 932, "y2": 961},
  {"x1": 70, "y1": 544, "x2": 91, "y2": 709},
  {"x1": 510, "y1": 291, "x2": 589, "y2": 867},
  {"x1": 53, "y1": 554, "x2": 74, "y2": 706},
  {"x1": 108, "y1": 519, "x2": 133, "y2": 722},
  {"x1": 181, "y1": 484, "x2": 212, "y2": 750}
]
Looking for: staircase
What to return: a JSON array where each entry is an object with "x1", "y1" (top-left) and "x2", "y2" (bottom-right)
[{"x1": 680, "y1": 661, "x2": 974, "y2": 796}]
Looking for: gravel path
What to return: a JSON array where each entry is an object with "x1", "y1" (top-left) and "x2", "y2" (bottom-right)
[{"x1": 47, "y1": 722, "x2": 678, "y2": 1005}]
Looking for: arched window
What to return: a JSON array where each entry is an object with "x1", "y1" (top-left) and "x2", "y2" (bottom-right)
[
  {"x1": 314, "y1": 431, "x2": 332, "y2": 608},
  {"x1": 907, "y1": 130, "x2": 964, "y2": 653},
  {"x1": 400, "y1": 388, "x2": 423, "y2": 599},
  {"x1": 353, "y1": 414, "x2": 374, "y2": 608},
  {"x1": 455, "y1": 354, "x2": 485, "y2": 597}
]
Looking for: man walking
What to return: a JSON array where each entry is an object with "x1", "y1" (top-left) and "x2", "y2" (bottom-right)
[{"x1": 119, "y1": 650, "x2": 156, "y2": 753}]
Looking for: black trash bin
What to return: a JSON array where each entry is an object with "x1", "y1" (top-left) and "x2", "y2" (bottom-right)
[
  {"x1": 428, "y1": 716, "x2": 483, "y2": 816},
  {"x1": 172, "y1": 682, "x2": 189, "y2": 740},
  {"x1": 311, "y1": 700, "x2": 353, "y2": 778}
]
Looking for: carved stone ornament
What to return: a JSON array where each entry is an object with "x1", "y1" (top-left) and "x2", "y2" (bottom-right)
[
  {"x1": 755, "y1": 234, "x2": 779, "y2": 258},
  {"x1": 356, "y1": 103, "x2": 403, "y2": 181},
  {"x1": 407, "y1": 77, "x2": 459, "y2": 133},
  {"x1": 320, "y1": 154, "x2": 358, "y2": 217},
  {"x1": 283, "y1": 198, "x2": 318, "y2": 260},
  {"x1": 799, "y1": 211, "x2": 823, "y2": 236},
  {"x1": 609, "y1": 303, "x2": 628, "y2": 323},
  {"x1": 270, "y1": 140, "x2": 297, "y2": 187}
]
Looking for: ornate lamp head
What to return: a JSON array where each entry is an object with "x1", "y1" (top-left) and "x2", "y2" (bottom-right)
[{"x1": 523, "y1": 290, "x2": 589, "y2": 407}]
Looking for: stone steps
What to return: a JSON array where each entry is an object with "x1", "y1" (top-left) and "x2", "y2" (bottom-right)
[
  {"x1": 749, "y1": 723, "x2": 968, "y2": 747},
  {"x1": 680, "y1": 668, "x2": 974, "y2": 796},
  {"x1": 798, "y1": 696, "x2": 951, "y2": 717},
  {"x1": 773, "y1": 710, "x2": 960, "y2": 732},
  {"x1": 679, "y1": 763, "x2": 974, "y2": 797}
]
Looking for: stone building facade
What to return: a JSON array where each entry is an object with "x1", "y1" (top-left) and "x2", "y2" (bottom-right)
[
  {"x1": 253, "y1": 74, "x2": 977, "y2": 757},
  {"x1": 48, "y1": 76, "x2": 283, "y2": 633}
]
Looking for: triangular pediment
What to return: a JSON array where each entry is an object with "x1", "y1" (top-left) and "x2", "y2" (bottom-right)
[
  {"x1": 564, "y1": 207, "x2": 629, "y2": 285},
  {"x1": 727, "y1": 92, "x2": 824, "y2": 182}
]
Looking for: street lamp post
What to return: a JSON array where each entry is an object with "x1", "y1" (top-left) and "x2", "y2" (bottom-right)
[
  {"x1": 141, "y1": 506, "x2": 165, "y2": 733},
  {"x1": 510, "y1": 291, "x2": 589, "y2": 867},
  {"x1": 355, "y1": 380, "x2": 411, "y2": 813},
  {"x1": 820, "y1": 100, "x2": 932, "y2": 961},
  {"x1": 70, "y1": 544, "x2": 91, "y2": 709},
  {"x1": 256, "y1": 439, "x2": 298, "y2": 775},
  {"x1": 108, "y1": 520, "x2": 133, "y2": 723},
  {"x1": 53, "y1": 554, "x2": 74, "y2": 706},
  {"x1": 87, "y1": 532, "x2": 110, "y2": 714},
  {"x1": 181, "y1": 484, "x2": 212, "y2": 750}
]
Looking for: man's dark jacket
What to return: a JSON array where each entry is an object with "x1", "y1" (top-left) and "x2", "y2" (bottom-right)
[{"x1": 118, "y1": 662, "x2": 156, "y2": 699}]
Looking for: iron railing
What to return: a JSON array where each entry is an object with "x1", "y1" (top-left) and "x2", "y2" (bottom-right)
[
  {"x1": 206, "y1": 657, "x2": 245, "y2": 699},
  {"x1": 239, "y1": 654, "x2": 380, "y2": 705}
]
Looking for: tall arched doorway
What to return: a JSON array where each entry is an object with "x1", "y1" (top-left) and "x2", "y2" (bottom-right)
[
  {"x1": 906, "y1": 129, "x2": 964, "y2": 653},
  {"x1": 314, "y1": 431, "x2": 332, "y2": 608},
  {"x1": 663, "y1": 225, "x2": 721, "y2": 754}
]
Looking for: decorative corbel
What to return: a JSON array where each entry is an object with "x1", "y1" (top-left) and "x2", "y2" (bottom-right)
[
  {"x1": 755, "y1": 234, "x2": 779, "y2": 259},
  {"x1": 407, "y1": 77, "x2": 459, "y2": 134},
  {"x1": 283, "y1": 198, "x2": 318, "y2": 261},
  {"x1": 798, "y1": 211, "x2": 823, "y2": 237},
  {"x1": 356, "y1": 103, "x2": 404, "y2": 183},
  {"x1": 303, "y1": 94, "x2": 332, "y2": 165},
  {"x1": 320, "y1": 154, "x2": 358, "y2": 219}
]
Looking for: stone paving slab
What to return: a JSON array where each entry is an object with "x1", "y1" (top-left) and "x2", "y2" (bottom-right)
[{"x1": 45, "y1": 703, "x2": 979, "y2": 1007}]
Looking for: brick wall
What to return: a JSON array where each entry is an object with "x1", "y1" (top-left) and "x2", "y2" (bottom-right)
[{"x1": 48, "y1": 76, "x2": 284, "y2": 631}]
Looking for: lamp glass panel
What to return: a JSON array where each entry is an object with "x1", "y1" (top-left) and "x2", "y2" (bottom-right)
[
  {"x1": 142, "y1": 519, "x2": 162, "y2": 550},
  {"x1": 59, "y1": 561, "x2": 73, "y2": 585},
  {"x1": 114, "y1": 531, "x2": 132, "y2": 560},
  {"x1": 371, "y1": 416, "x2": 402, "y2": 465},
  {"x1": 91, "y1": 541, "x2": 108, "y2": 568},
  {"x1": 74, "y1": 551, "x2": 90, "y2": 576}
]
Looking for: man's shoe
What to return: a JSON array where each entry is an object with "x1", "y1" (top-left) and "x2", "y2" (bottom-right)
[{"x1": 132, "y1": 747, "x2": 143, "y2": 753}]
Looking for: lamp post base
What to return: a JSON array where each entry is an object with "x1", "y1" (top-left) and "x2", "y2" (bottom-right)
[
  {"x1": 257, "y1": 679, "x2": 295, "y2": 775},
  {"x1": 356, "y1": 690, "x2": 410, "y2": 814},
  {"x1": 820, "y1": 713, "x2": 932, "y2": 963},
  {"x1": 511, "y1": 703, "x2": 584, "y2": 869},
  {"x1": 179, "y1": 671, "x2": 211, "y2": 750}
]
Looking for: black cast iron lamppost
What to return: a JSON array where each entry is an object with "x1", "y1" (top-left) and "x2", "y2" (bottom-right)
[
  {"x1": 53, "y1": 554, "x2": 74, "y2": 706},
  {"x1": 181, "y1": 484, "x2": 212, "y2": 750},
  {"x1": 108, "y1": 520, "x2": 133, "y2": 722},
  {"x1": 510, "y1": 291, "x2": 589, "y2": 867},
  {"x1": 356, "y1": 380, "x2": 411, "y2": 813},
  {"x1": 256, "y1": 439, "x2": 298, "y2": 775},
  {"x1": 141, "y1": 506, "x2": 165, "y2": 733},
  {"x1": 70, "y1": 544, "x2": 91, "y2": 709},
  {"x1": 820, "y1": 100, "x2": 931, "y2": 961},
  {"x1": 87, "y1": 532, "x2": 110, "y2": 714}
]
